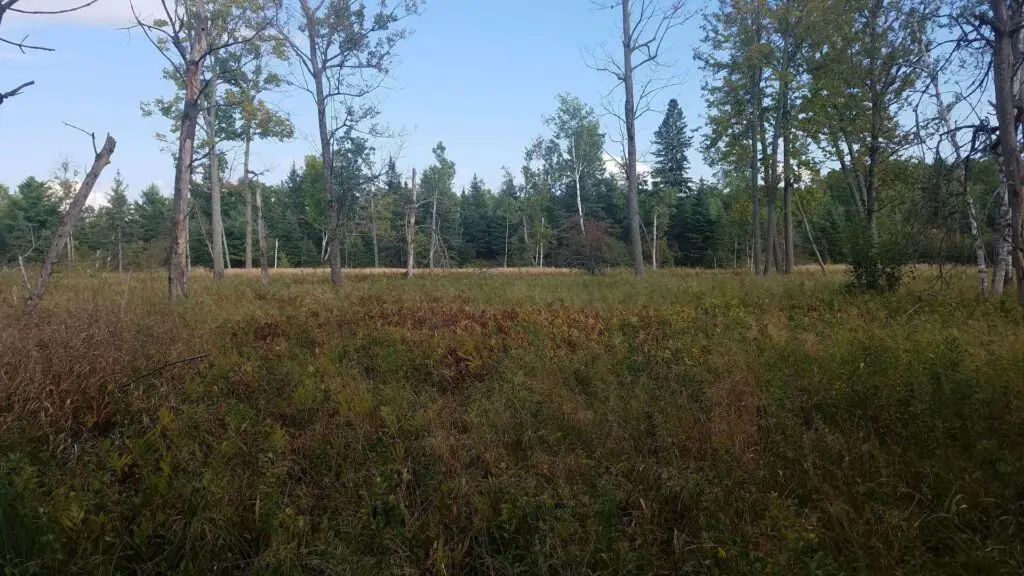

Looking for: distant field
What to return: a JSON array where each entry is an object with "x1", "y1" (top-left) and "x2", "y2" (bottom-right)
[
  {"x1": 222, "y1": 266, "x2": 581, "y2": 276},
  {"x1": 1, "y1": 268, "x2": 1022, "y2": 574}
]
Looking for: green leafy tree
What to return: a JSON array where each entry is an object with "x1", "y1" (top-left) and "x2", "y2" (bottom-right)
[{"x1": 545, "y1": 94, "x2": 605, "y2": 234}]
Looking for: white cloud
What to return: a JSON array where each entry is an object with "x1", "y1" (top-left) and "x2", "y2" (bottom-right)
[{"x1": 9, "y1": 0, "x2": 166, "y2": 27}]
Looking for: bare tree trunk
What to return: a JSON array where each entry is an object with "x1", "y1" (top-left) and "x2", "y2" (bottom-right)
[
  {"x1": 750, "y1": 69, "x2": 762, "y2": 276},
  {"x1": 651, "y1": 208, "x2": 658, "y2": 270},
  {"x1": 370, "y1": 191, "x2": 380, "y2": 268},
  {"x1": 923, "y1": 45, "x2": 986, "y2": 293},
  {"x1": 539, "y1": 216, "x2": 545, "y2": 268},
  {"x1": 429, "y1": 182, "x2": 438, "y2": 269},
  {"x1": 168, "y1": 1, "x2": 208, "y2": 302},
  {"x1": 991, "y1": 0, "x2": 1024, "y2": 303},
  {"x1": 622, "y1": 0, "x2": 645, "y2": 278},
  {"x1": 406, "y1": 169, "x2": 418, "y2": 278},
  {"x1": 994, "y1": 183, "x2": 1011, "y2": 295},
  {"x1": 795, "y1": 188, "x2": 827, "y2": 274},
  {"x1": 117, "y1": 229, "x2": 123, "y2": 273},
  {"x1": 244, "y1": 134, "x2": 253, "y2": 269},
  {"x1": 782, "y1": 75, "x2": 794, "y2": 274},
  {"x1": 504, "y1": 216, "x2": 510, "y2": 267},
  {"x1": 256, "y1": 180, "x2": 269, "y2": 287},
  {"x1": 222, "y1": 223, "x2": 232, "y2": 270},
  {"x1": 574, "y1": 145, "x2": 585, "y2": 234},
  {"x1": 274, "y1": 238, "x2": 278, "y2": 269},
  {"x1": 23, "y1": 136, "x2": 116, "y2": 312},
  {"x1": 765, "y1": 192, "x2": 777, "y2": 275},
  {"x1": 205, "y1": 68, "x2": 225, "y2": 280},
  {"x1": 300, "y1": 2, "x2": 341, "y2": 287}
]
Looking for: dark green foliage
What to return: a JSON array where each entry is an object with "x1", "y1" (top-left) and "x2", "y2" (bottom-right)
[
  {"x1": 670, "y1": 182, "x2": 719, "y2": 267},
  {"x1": 844, "y1": 221, "x2": 909, "y2": 292},
  {"x1": 458, "y1": 175, "x2": 496, "y2": 263},
  {"x1": 1, "y1": 177, "x2": 60, "y2": 264},
  {"x1": 651, "y1": 98, "x2": 693, "y2": 194}
]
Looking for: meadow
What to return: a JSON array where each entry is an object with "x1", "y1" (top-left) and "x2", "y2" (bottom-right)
[{"x1": 1, "y1": 267, "x2": 1022, "y2": 574}]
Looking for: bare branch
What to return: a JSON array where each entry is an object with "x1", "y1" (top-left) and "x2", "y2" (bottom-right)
[
  {"x1": 62, "y1": 122, "x2": 99, "y2": 155},
  {"x1": 0, "y1": 80, "x2": 33, "y2": 106},
  {"x1": 6, "y1": 0, "x2": 99, "y2": 15}
]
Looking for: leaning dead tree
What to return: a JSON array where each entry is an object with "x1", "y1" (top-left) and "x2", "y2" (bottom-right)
[
  {"x1": 0, "y1": 0, "x2": 100, "y2": 107},
  {"x1": 20, "y1": 128, "x2": 116, "y2": 313},
  {"x1": 588, "y1": 0, "x2": 695, "y2": 278}
]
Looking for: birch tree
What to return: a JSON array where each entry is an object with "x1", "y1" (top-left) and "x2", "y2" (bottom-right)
[
  {"x1": 545, "y1": 94, "x2": 604, "y2": 234},
  {"x1": 986, "y1": 0, "x2": 1024, "y2": 303}
]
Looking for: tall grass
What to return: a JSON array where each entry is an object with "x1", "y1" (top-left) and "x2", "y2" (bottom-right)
[{"x1": 0, "y1": 268, "x2": 1022, "y2": 574}]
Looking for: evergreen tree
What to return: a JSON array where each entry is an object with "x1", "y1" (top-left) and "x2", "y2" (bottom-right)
[
  {"x1": 651, "y1": 98, "x2": 693, "y2": 194},
  {"x1": 105, "y1": 171, "x2": 133, "y2": 272},
  {"x1": 460, "y1": 175, "x2": 495, "y2": 262},
  {"x1": 670, "y1": 178, "x2": 719, "y2": 267},
  {"x1": 3, "y1": 176, "x2": 60, "y2": 263},
  {"x1": 135, "y1": 184, "x2": 171, "y2": 244}
]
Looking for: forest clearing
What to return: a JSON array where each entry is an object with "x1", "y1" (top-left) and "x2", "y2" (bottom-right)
[
  {"x1": 1, "y1": 268, "x2": 1022, "y2": 574},
  {"x1": 5, "y1": 0, "x2": 1024, "y2": 571}
]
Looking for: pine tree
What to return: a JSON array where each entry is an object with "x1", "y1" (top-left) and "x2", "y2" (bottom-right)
[
  {"x1": 105, "y1": 171, "x2": 132, "y2": 272},
  {"x1": 651, "y1": 99, "x2": 693, "y2": 194}
]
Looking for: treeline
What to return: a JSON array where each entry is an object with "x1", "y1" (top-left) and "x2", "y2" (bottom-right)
[{"x1": 1, "y1": 95, "x2": 997, "y2": 274}]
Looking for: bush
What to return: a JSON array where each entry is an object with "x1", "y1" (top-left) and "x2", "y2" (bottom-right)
[
  {"x1": 845, "y1": 221, "x2": 909, "y2": 292},
  {"x1": 550, "y1": 218, "x2": 628, "y2": 274}
]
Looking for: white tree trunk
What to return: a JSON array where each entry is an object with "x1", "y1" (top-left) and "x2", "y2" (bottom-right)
[
  {"x1": 222, "y1": 223, "x2": 231, "y2": 270},
  {"x1": 651, "y1": 208, "x2": 658, "y2": 270},
  {"x1": 573, "y1": 143, "x2": 585, "y2": 234},
  {"x1": 256, "y1": 180, "x2": 268, "y2": 287},
  {"x1": 370, "y1": 192, "x2": 380, "y2": 268},
  {"x1": 539, "y1": 216, "x2": 545, "y2": 268},
  {"x1": 406, "y1": 169, "x2": 418, "y2": 278},
  {"x1": 244, "y1": 134, "x2": 253, "y2": 269},
  {"x1": 429, "y1": 183, "x2": 438, "y2": 269},
  {"x1": 206, "y1": 68, "x2": 225, "y2": 280}
]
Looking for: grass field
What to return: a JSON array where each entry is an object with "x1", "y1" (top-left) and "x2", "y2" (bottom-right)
[{"x1": 1, "y1": 267, "x2": 1023, "y2": 574}]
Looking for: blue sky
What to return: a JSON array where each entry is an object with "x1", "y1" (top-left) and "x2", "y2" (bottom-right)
[{"x1": 0, "y1": 0, "x2": 709, "y2": 203}]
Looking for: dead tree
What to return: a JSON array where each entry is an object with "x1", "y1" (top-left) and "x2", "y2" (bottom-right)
[
  {"x1": 589, "y1": 0, "x2": 695, "y2": 278},
  {"x1": 21, "y1": 130, "x2": 116, "y2": 313}
]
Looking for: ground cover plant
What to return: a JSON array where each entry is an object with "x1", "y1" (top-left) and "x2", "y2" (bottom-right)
[{"x1": 1, "y1": 267, "x2": 1022, "y2": 574}]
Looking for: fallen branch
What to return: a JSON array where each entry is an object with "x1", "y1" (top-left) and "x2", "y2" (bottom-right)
[{"x1": 125, "y1": 353, "x2": 212, "y2": 388}]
